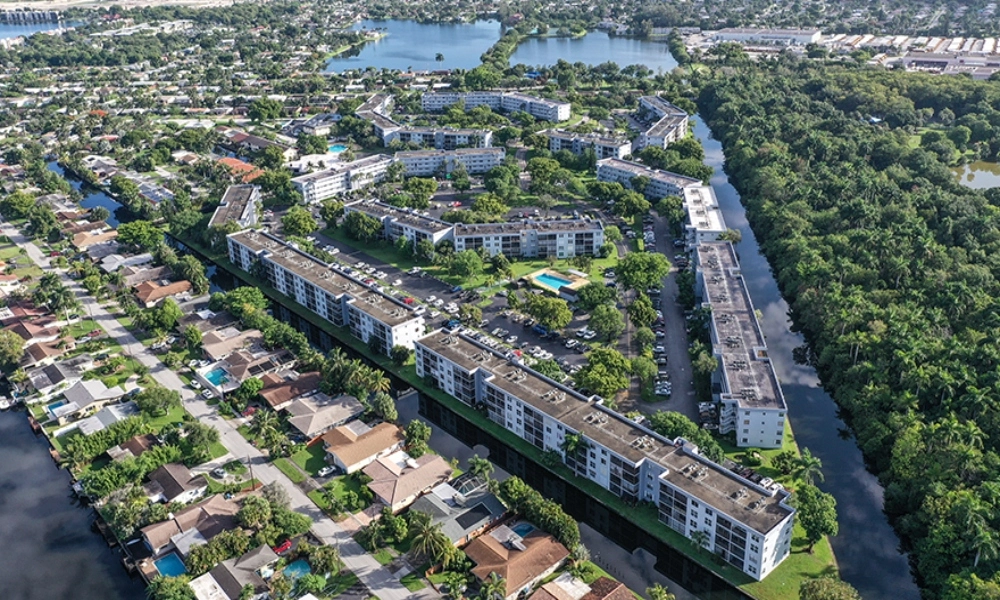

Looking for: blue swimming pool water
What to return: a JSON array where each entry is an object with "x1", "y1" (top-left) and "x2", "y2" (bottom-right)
[
  {"x1": 283, "y1": 559, "x2": 311, "y2": 580},
  {"x1": 535, "y1": 273, "x2": 572, "y2": 290},
  {"x1": 511, "y1": 522, "x2": 535, "y2": 537},
  {"x1": 46, "y1": 400, "x2": 67, "y2": 411},
  {"x1": 154, "y1": 553, "x2": 187, "y2": 577},
  {"x1": 205, "y1": 368, "x2": 228, "y2": 386},
  {"x1": 328, "y1": 144, "x2": 347, "y2": 153}
]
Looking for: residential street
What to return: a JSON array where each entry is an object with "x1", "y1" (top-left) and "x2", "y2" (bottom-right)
[{"x1": 1, "y1": 222, "x2": 438, "y2": 600}]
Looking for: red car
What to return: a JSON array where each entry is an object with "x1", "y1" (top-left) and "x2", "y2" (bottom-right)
[
  {"x1": 402, "y1": 297, "x2": 414, "y2": 305},
  {"x1": 273, "y1": 539, "x2": 292, "y2": 554},
  {"x1": 242, "y1": 406, "x2": 257, "y2": 418},
  {"x1": 451, "y1": 201, "x2": 461, "y2": 207}
]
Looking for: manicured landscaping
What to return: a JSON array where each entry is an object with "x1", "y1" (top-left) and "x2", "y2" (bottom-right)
[
  {"x1": 291, "y1": 444, "x2": 329, "y2": 476},
  {"x1": 400, "y1": 571, "x2": 426, "y2": 591},
  {"x1": 273, "y1": 457, "x2": 307, "y2": 484}
]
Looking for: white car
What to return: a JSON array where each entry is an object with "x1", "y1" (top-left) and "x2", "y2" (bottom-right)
[
  {"x1": 375, "y1": 271, "x2": 388, "y2": 280},
  {"x1": 427, "y1": 295, "x2": 437, "y2": 303},
  {"x1": 190, "y1": 380, "x2": 202, "y2": 390},
  {"x1": 201, "y1": 390, "x2": 215, "y2": 400},
  {"x1": 433, "y1": 299, "x2": 445, "y2": 308},
  {"x1": 392, "y1": 279, "x2": 402, "y2": 286},
  {"x1": 505, "y1": 335, "x2": 518, "y2": 344},
  {"x1": 582, "y1": 331, "x2": 597, "y2": 340}
]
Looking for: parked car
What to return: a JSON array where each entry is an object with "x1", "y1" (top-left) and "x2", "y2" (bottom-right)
[
  {"x1": 211, "y1": 468, "x2": 226, "y2": 479},
  {"x1": 273, "y1": 540, "x2": 293, "y2": 554},
  {"x1": 201, "y1": 390, "x2": 215, "y2": 400},
  {"x1": 317, "y1": 466, "x2": 336, "y2": 477}
]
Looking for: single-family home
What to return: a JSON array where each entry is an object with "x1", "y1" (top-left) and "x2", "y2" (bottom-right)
[
  {"x1": 107, "y1": 433, "x2": 160, "y2": 462},
  {"x1": 145, "y1": 463, "x2": 209, "y2": 504},
  {"x1": 135, "y1": 279, "x2": 193, "y2": 307},
  {"x1": 321, "y1": 421, "x2": 405, "y2": 474},
  {"x1": 408, "y1": 474, "x2": 507, "y2": 546},
  {"x1": 50, "y1": 379, "x2": 125, "y2": 423},
  {"x1": 100, "y1": 252, "x2": 154, "y2": 273},
  {"x1": 121, "y1": 265, "x2": 173, "y2": 289},
  {"x1": 528, "y1": 574, "x2": 634, "y2": 600},
  {"x1": 223, "y1": 347, "x2": 294, "y2": 383},
  {"x1": 259, "y1": 371, "x2": 323, "y2": 411},
  {"x1": 75, "y1": 401, "x2": 140, "y2": 436},
  {"x1": 363, "y1": 451, "x2": 453, "y2": 513},
  {"x1": 464, "y1": 525, "x2": 570, "y2": 600},
  {"x1": 71, "y1": 228, "x2": 119, "y2": 250},
  {"x1": 285, "y1": 392, "x2": 365, "y2": 440},
  {"x1": 217, "y1": 157, "x2": 264, "y2": 183},
  {"x1": 579, "y1": 577, "x2": 637, "y2": 600},
  {"x1": 202, "y1": 327, "x2": 263, "y2": 362},
  {"x1": 139, "y1": 494, "x2": 240, "y2": 557},
  {"x1": 21, "y1": 338, "x2": 74, "y2": 368},
  {"x1": 5, "y1": 318, "x2": 61, "y2": 346},
  {"x1": 26, "y1": 354, "x2": 92, "y2": 396},
  {"x1": 176, "y1": 309, "x2": 240, "y2": 336},
  {"x1": 189, "y1": 544, "x2": 279, "y2": 600}
]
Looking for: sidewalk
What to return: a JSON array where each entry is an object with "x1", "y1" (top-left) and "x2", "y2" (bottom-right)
[{"x1": 2, "y1": 223, "x2": 435, "y2": 600}]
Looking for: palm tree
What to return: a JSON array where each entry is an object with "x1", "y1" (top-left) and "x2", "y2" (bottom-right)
[
  {"x1": 560, "y1": 432, "x2": 587, "y2": 458},
  {"x1": 250, "y1": 409, "x2": 279, "y2": 439},
  {"x1": 410, "y1": 521, "x2": 452, "y2": 565},
  {"x1": 478, "y1": 573, "x2": 506, "y2": 600},
  {"x1": 468, "y1": 455, "x2": 494, "y2": 480},
  {"x1": 690, "y1": 529, "x2": 710, "y2": 553},
  {"x1": 972, "y1": 522, "x2": 1000, "y2": 567},
  {"x1": 794, "y1": 448, "x2": 824, "y2": 485},
  {"x1": 436, "y1": 53, "x2": 444, "y2": 62}
]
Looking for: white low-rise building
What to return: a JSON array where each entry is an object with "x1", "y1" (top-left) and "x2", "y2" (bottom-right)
[
  {"x1": 394, "y1": 148, "x2": 505, "y2": 177},
  {"x1": 682, "y1": 186, "x2": 727, "y2": 247},
  {"x1": 636, "y1": 96, "x2": 690, "y2": 150},
  {"x1": 695, "y1": 242, "x2": 787, "y2": 449},
  {"x1": 291, "y1": 155, "x2": 394, "y2": 203},
  {"x1": 453, "y1": 219, "x2": 604, "y2": 259},
  {"x1": 344, "y1": 200, "x2": 455, "y2": 246},
  {"x1": 713, "y1": 27, "x2": 822, "y2": 45},
  {"x1": 422, "y1": 91, "x2": 571, "y2": 122},
  {"x1": 596, "y1": 158, "x2": 701, "y2": 199},
  {"x1": 209, "y1": 185, "x2": 260, "y2": 229},
  {"x1": 546, "y1": 130, "x2": 632, "y2": 159},
  {"x1": 390, "y1": 127, "x2": 493, "y2": 150},
  {"x1": 414, "y1": 330, "x2": 795, "y2": 580},
  {"x1": 227, "y1": 230, "x2": 425, "y2": 354}
]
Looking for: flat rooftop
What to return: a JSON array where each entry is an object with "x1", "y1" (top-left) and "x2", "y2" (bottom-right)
[
  {"x1": 417, "y1": 329, "x2": 791, "y2": 533},
  {"x1": 396, "y1": 148, "x2": 505, "y2": 159},
  {"x1": 646, "y1": 114, "x2": 688, "y2": 138},
  {"x1": 398, "y1": 126, "x2": 491, "y2": 136},
  {"x1": 546, "y1": 129, "x2": 630, "y2": 146},
  {"x1": 682, "y1": 186, "x2": 726, "y2": 233},
  {"x1": 228, "y1": 230, "x2": 420, "y2": 327},
  {"x1": 453, "y1": 218, "x2": 603, "y2": 237},
  {"x1": 717, "y1": 27, "x2": 821, "y2": 35},
  {"x1": 292, "y1": 155, "x2": 393, "y2": 185},
  {"x1": 598, "y1": 158, "x2": 701, "y2": 189},
  {"x1": 347, "y1": 201, "x2": 453, "y2": 234},
  {"x1": 503, "y1": 91, "x2": 570, "y2": 108},
  {"x1": 209, "y1": 185, "x2": 257, "y2": 227},
  {"x1": 696, "y1": 242, "x2": 786, "y2": 411},
  {"x1": 639, "y1": 96, "x2": 687, "y2": 117}
]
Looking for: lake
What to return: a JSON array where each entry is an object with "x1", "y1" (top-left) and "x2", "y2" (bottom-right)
[
  {"x1": 325, "y1": 19, "x2": 501, "y2": 72},
  {"x1": 0, "y1": 22, "x2": 67, "y2": 40},
  {"x1": 953, "y1": 161, "x2": 1000, "y2": 189},
  {"x1": 0, "y1": 411, "x2": 144, "y2": 600},
  {"x1": 510, "y1": 31, "x2": 678, "y2": 72}
]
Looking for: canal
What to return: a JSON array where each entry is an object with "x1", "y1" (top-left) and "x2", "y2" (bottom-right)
[
  {"x1": 0, "y1": 411, "x2": 145, "y2": 600},
  {"x1": 47, "y1": 161, "x2": 125, "y2": 227}
]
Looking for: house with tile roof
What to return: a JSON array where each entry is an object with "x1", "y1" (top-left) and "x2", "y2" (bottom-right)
[
  {"x1": 321, "y1": 421, "x2": 405, "y2": 473},
  {"x1": 363, "y1": 450, "x2": 453, "y2": 513},
  {"x1": 464, "y1": 525, "x2": 570, "y2": 600}
]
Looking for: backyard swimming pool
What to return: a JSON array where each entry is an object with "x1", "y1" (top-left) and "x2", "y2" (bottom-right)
[
  {"x1": 283, "y1": 559, "x2": 311, "y2": 580},
  {"x1": 154, "y1": 553, "x2": 187, "y2": 577},
  {"x1": 535, "y1": 272, "x2": 572, "y2": 290},
  {"x1": 204, "y1": 368, "x2": 228, "y2": 386},
  {"x1": 328, "y1": 144, "x2": 347, "y2": 153},
  {"x1": 511, "y1": 522, "x2": 535, "y2": 537}
]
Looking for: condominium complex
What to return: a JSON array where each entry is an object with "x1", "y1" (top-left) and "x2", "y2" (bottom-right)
[
  {"x1": 343, "y1": 201, "x2": 455, "y2": 246},
  {"x1": 395, "y1": 148, "x2": 506, "y2": 177},
  {"x1": 713, "y1": 27, "x2": 822, "y2": 45},
  {"x1": 695, "y1": 242, "x2": 787, "y2": 449},
  {"x1": 596, "y1": 158, "x2": 701, "y2": 200},
  {"x1": 226, "y1": 230, "x2": 425, "y2": 354},
  {"x1": 389, "y1": 127, "x2": 493, "y2": 150},
  {"x1": 545, "y1": 130, "x2": 632, "y2": 160},
  {"x1": 636, "y1": 96, "x2": 690, "y2": 150},
  {"x1": 681, "y1": 186, "x2": 728, "y2": 247},
  {"x1": 209, "y1": 185, "x2": 260, "y2": 229},
  {"x1": 453, "y1": 219, "x2": 605, "y2": 259},
  {"x1": 421, "y1": 91, "x2": 572, "y2": 122},
  {"x1": 414, "y1": 330, "x2": 795, "y2": 580},
  {"x1": 291, "y1": 155, "x2": 394, "y2": 203}
]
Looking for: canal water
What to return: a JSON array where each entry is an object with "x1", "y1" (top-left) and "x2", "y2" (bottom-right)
[
  {"x1": 953, "y1": 160, "x2": 1000, "y2": 189},
  {"x1": 0, "y1": 22, "x2": 68, "y2": 40},
  {"x1": 691, "y1": 117, "x2": 920, "y2": 599},
  {"x1": 325, "y1": 19, "x2": 502, "y2": 72},
  {"x1": 47, "y1": 161, "x2": 125, "y2": 227},
  {"x1": 0, "y1": 411, "x2": 144, "y2": 600}
]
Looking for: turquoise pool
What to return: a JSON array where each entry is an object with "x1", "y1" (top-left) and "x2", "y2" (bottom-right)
[
  {"x1": 154, "y1": 553, "x2": 187, "y2": 577},
  {"x1": 205, "y1": 368, "x2": 228, "y2": 386},
  {"x1": 46, "y1": 400, "x2": 67, "y2": 412},
  {"x1": 283, "y1": 559, "x2": 311, "y2": 580},
  {"x1": 511, "y1": 522, "x2": 535, "y2": 537},
  {"x1": 535, "y1": 272, "x2": 572, "y2": 290},
  {"x1": 329, "y1": 144, "x2": 348, "y2": 153}
]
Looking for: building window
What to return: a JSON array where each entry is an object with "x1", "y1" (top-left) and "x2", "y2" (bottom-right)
[
  {"x1": 705, "y1": 517, "x2": 712, "y2": 525},
  {"x1": 743, "y1": 420, "x2": 750, "y2": 425},
  {"x1": 750, "y1": 544, "x2": 759, "y2": 553},
  {"x1": 748, "y1": 566, "x2": 757, "y2": 574},
  {"x1": 742, "y1": 438, "x2": 748, "y2": 443}
]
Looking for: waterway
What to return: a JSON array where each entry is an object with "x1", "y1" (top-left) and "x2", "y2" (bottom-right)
[
  {"x1": 47, "y1": 161, "x2": 125, "y2": 227},
  {"x1": 691, "y1": 117, "x2": 920, "y2": 599},
  {"x1": 325, "y1": 19, "x2": 501, "y2": 72},
  {"x1": 953, "y1": 160, "x2": 1000, "y2": 189},
  {"x1": 510, "y1": 31, "x2": 678, "y2": 72},
  {"x1": 0, "y1": 411, "x2": 144, "y2": 600},
  {"x1": 0, "y1": 22, "x2": 67, "y2": 40}
]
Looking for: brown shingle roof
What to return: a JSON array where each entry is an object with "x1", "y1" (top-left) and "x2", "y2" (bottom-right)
[
  {"x1": 580, "y1": 577, "x2": 634, "y2": 600},
  {"x1": 465, "y1": 529, "x2": 570, "y2": 598},
  {"x1": 259, "y1": 371, "x2": 323, "y2": 409},
  {"x1": 140, "y1": 494, "x2": 238, "y2": 552},
  {"x1": 135, "y1": 280, "x2": 192, "y2": 304},
  {"x1": 321, "y1": 422, "x2": 405, "y2": 470},
  {"x1": 363, "y1": 453, "x2": 453, "y2": 508},
  {"x1": 71, "y1": 229, "x2": 118, "y2": 249}
]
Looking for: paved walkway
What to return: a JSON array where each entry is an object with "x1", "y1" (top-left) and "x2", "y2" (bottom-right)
[{"x1": 1, "y1": 223, "x2": 438, "y2": 600}]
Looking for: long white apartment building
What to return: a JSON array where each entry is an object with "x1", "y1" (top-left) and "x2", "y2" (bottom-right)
[
  {"x1": 390, "y1": 127, "x2": 493, "y2": 150},
  {"x1": 695, "y1": 242, "x2": 787, "y2": 449},
  {"x1": 636, "y1": 96, "x2": 690, "y2": 150},
  {"x1": 226, "y1": 230, "x2": 425, "y2": 355},
  {"x1": 415, "y1": 330, "x2": 795, "y2": 580},
  {"x1": 395, "y1": 148, "x2": 505, "y2": 177},
  {"x1": 291, "y1": 155, "x2": 394, "y2": 204},
  {"x1": 453, "y1": 218, "x2": 604, "y2": 259},
  {"x1": 421, "y1": 91, "x2": 571, "y2": 122},
  {"x1": 682, "y1": 185, "x2": 727, "y2": 247},
  {"x1": 596, "y1": 158, "x2": 701, "y2": 200},
  {"x1": 209, "y1": 185, "x2": 260, "y2": 229},
  {"x1": 546, "y1": 130, "x2": 632, "y2": 160},
  {"x1": 713, "y1": 27, "x2": 821, "y2": 45},
  {"x1": 343, "y1": 200, "x2": 455, "y2": 246}
]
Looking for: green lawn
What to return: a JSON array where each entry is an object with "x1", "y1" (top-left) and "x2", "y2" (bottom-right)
[
  {"x1": 273, "y1": 457, "x2": 307, "y2": 484},
  {"x1": 208, "y1": 441, "x2": 229, "y2": 460},
  {"x1": 371, "y1": 547, "x2": 393, "y2": 566},
  {"x1": 291, "y1": 444, "x2": 329, "y2": 476},
  {"x1": 400, "y1": 571, "x2": 426, "y2": 591},
  {"x1": 145, "y1": 404, "x2": 187, "y2": 432},
  {"x1": 323, "y1": 571, "x2": 360, "y2": 596}
]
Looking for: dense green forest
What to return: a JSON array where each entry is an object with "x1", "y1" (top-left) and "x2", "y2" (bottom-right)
[{"x1": 697, "y1": 55, "x2": 1000, "y2": 598}]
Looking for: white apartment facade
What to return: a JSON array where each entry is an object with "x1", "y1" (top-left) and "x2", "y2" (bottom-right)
[
  {"x1": 453, "y1": 219, "x2": 605, "y2": 259},
  {"x1": 596, "y1": 158, "x2": 701, "y2": 200},
  {"x1": 546, "y1": 130, "x2": 632, "y2": 160},
  {"x1": 414, "y1": 330, "x2": 795, "y2": 581},
  {"x1": 226, "y1": 230, "x2": 425, "y2": 354},
  {"x1": 343, "y1": 201, "x2": 455, "y2": 246},
  {"x1": 209, "y1": 185, "x2": 261, "y2": 229},
  {"x1": 421, "y1": 91, "x2": 571, "y2": 122},
  {"x1": 636, "y1": 96, "x2": 690, "y2": 150},
  {"x1": 390, "y1": 128, "x2": 494, "y2": 150},
  {"x1": 682, "y1": 185, "x2": 728, "y2": 247},
  {"x1": 695, "y1": 242, "x2": 787, "y2": 448},
  {"x1": 291, "y1": 155, "x2": 394, "y2": 203},
  {"x1": 394, "y1": 148, "x2": 505, "y2": 177},
  {"x1": 713, "y1": 27, "x2": 822, "y2": 45}
]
